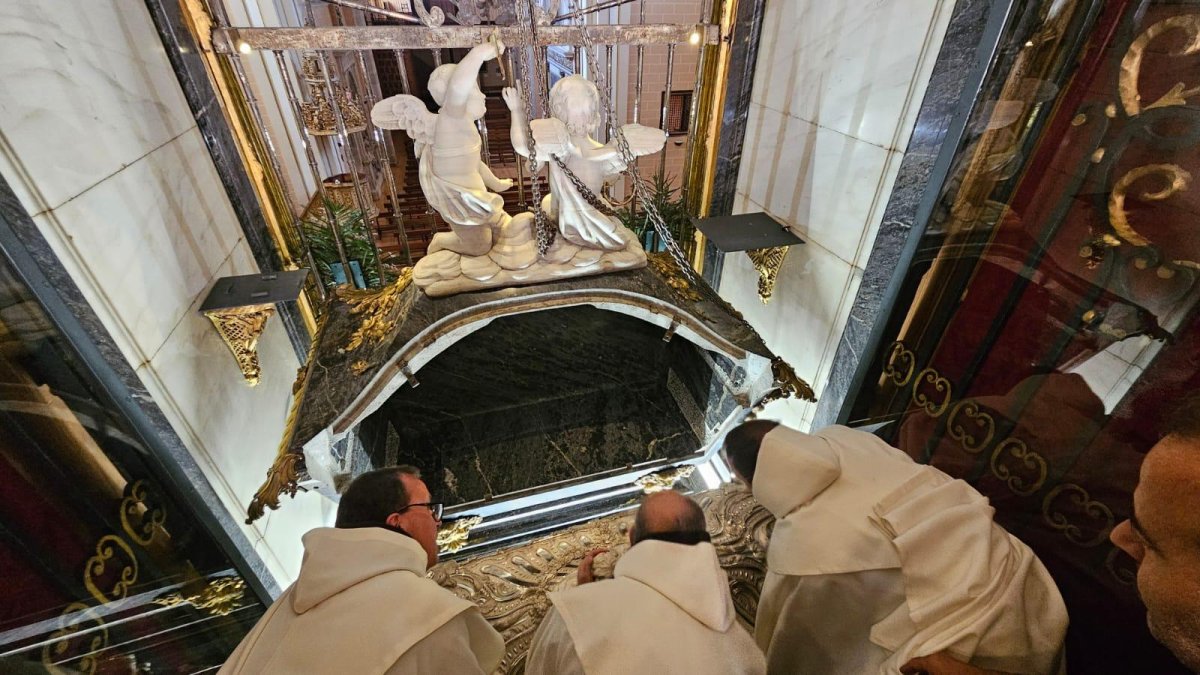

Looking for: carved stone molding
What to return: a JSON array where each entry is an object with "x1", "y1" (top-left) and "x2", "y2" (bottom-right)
[{"x1": 429, "y1": 484, "x2": 774, "y2": 673}]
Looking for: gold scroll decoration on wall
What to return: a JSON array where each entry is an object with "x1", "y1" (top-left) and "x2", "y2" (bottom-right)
[
  {"x1": 84, "y1": 535, "x2": 139, "y2": 606},
  {"x1": 248, "y1": 310, "x2": 332, "y2": 524},
  {"x1": 119, "y1": 479, "x2": 166, "y2": 546},
  {"x1": 1107, "y1": 163, "x2": 1192, "y2": 248},
  {"x1": 429, "y1": 484, "x2": 774, "y2": 674}
]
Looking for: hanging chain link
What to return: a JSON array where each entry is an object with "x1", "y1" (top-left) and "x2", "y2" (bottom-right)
[
  {"x1": 514, "y1": 0, "x2": 555, "y2": 254},
  {"x1": 550, "y1": 155, "x2": 618, "y2": 217},
  {"x1": 571, "y1": 10, "x2": 701, "y2": 284}
]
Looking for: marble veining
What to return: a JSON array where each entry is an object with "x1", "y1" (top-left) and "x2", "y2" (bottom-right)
[{"x1": 812, "y1": 0, "x2": 1000, "y2": 429}]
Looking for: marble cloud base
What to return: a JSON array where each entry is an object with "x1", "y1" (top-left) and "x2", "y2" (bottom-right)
[{"x1": 414, "y1": 212, "x2": 648, "y2": 297}]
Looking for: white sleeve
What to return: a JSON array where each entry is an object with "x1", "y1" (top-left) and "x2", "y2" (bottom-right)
[
  {"x1": 386, "y1": 612, "x2": 488, "y2": 675},
  {"x1": 525, "y1": 607, "x2": 586, "y2": 675}
]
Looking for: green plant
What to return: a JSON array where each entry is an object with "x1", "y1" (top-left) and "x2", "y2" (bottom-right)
[
  {"x1": 616, "y1": 173, "x2": 696, "y2": 253},
  {"x1": 302, "y1": 199, "x2": 388, "y2": 288}
]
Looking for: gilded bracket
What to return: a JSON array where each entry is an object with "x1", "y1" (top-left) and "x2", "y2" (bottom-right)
[
  {"x1": 746, "y1": 246, "x2": 789, "y2": 303},
  {"x1": 203, "y1": 303, "x2": 276, "y2": 386}
]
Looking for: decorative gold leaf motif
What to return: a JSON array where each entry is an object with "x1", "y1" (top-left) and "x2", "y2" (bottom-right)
[
  {"x1": 119, "y1": 480, "x2": 166, "y2": 546},
  {"x1": 84, "y1": 535, "x2": 138, "y2": 605},
  {"x1": 203, "y1": 303, "x2": 276, "y2": 386},
  {"x1": 745, "y1": 246, "x2": 789, "y2": 303},
  {"x1": 1108, "y1": 164, "x2": 1192, "y2": 247},
  {"x1": 339, "y1": 268, "x2": 414, "y2": 353},
  {"x1": 647, "y1": 252, "x2": 703, "y2": 302},
  {"x1": 437, "y1": 516, "x2": 484, "y2": 554},
  {"x1": 249, "y1": 312, "x2": 331, "y2": 524},
  {"x1": 1120, "y1": 15, "x2": 1200, "y2": 116},
  {"x1": 989, "y1": 437, "x2": 1048, "y2": 497},
  {"x1": 152, "y1": 576, "x2": 248, "y2": 617},
  {"x1": 634, "y1": 465, "x2": 696, "y2": 494},
  {"x1": 767, "y1": 357, "x2": 817, "y2": 403},
  {"x1": 1042, "y1": 483, "x2": 1115, "y2": 547},
  {"x1": 247, "y1": 452, "x2": 304, "y2": 524},
  {"x1": 350, "y1": 359, "x2": 370, "y2": 376},
  {"x1": 946, "y1": 400, "x2": 996, "y2": 454}
]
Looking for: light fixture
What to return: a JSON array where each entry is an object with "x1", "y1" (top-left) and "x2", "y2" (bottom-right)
[
  {"x1": 688, "y1": 30, "x2": 701, "y2": 46},
  {"x1": 237, "y1": 41, "x2": 252, "y2": 55}
]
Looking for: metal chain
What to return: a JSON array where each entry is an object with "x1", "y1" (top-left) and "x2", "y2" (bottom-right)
[
  {"x1": 550, "y1": 155, "x2": 618, "y2": 217},
  {"x1": 514, "y1": 0, "x2": 555, "y2": 254},
  {"x1": 571, "y1": 12, "x2": 700, "y2": 283}
]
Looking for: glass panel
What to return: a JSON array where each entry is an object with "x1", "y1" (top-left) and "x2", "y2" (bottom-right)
[
  {"x1": 0, "y1": 254, "x2": 264, "y2": 672},
  {"x1": 847, "y1": 0, "x2": 1199, "y2": 671}
]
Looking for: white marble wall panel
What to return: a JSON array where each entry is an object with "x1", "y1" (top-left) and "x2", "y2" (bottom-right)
[
  {"x1": 256, "y1": 490, "x2": 336, "y2": 583},
  {"x1": 739, "y1": 104, "x2": 901, "y2": 266},
  {"x1": 33, "y1": 128, "x2": 245, "y2": 364},
  {"x1": 719, "y1": 230, "x2": 859, "y2": 428},
  {"x1": 750, "y1": 0, "x2": 947, "y2": 151},
  {"x1": 722, "y1": 0, "x2": 955, "y2": 431},
  {"x1": 0, "y1": 0, "x2": 195, "y2": 215}
]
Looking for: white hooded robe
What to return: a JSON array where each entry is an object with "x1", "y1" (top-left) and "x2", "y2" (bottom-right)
[
  {"x1": 752, "y1": 425, "x2": 1068, "y2": 675},
  {"x1": 525, "y1": 540, "x2": 765, "y2": 675},
  {"x1": 218, "y1": 527, "x2": 503, "y2": 674}
]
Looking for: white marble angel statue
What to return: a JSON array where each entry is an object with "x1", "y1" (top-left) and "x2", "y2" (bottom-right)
[
  {"x1": 371, "y1": 39, "x2": 512, "y2": 257},
  {"x1": 503, "y1": 75, "x2": 667, "y2": 252}
]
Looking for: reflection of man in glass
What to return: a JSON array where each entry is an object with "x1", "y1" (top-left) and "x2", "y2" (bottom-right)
[
  {"x1": 905, "y1": 393, "x2": 1200, "y2": 674},
  {"x1": 1108, "y1": 394, "x2": 1200, "y2": 672}
]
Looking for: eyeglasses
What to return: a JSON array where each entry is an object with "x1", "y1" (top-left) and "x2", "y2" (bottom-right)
[{"x1": 400, "y1": 502, "x2": 443, "y2": 521}]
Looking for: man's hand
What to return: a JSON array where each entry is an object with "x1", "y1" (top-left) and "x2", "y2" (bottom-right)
[
  {"x1": 901, "y1": 652, "x2": 1009, "y2": 675},
  {"x1": 502, "y1": 84, "x2": 522, "y2": 112},
  {"x1": 576, "y1": 548, "x2": 609, "y2": 585}
]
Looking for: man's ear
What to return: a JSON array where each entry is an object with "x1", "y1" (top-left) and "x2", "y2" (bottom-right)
[{"x1": 385, "y1": 512, "x2": 404, "y2": 529}]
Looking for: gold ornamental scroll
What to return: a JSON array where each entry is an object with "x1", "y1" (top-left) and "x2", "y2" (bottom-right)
[{"x1": 203, "y1": 303, "x2": 276, "y2": 386}]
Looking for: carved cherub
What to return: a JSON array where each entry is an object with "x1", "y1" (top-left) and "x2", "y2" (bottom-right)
[
  {"x1": 372, "y1": 39, "x2": 512, "y2": 257},
  {"x1": 503, "y1": 75, "x2": 666, "y2": 252}
]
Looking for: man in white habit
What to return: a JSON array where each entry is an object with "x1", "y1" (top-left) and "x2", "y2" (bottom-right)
[
  {"x1": 219, "y1": 467, "x2": 503, "y2": 674},
  {"x1": 722, "y1": 421, "x2": 1068, "y2": 675},
  {"x1": 525, "y1": 490, "x2": 766, "y2": 675}
]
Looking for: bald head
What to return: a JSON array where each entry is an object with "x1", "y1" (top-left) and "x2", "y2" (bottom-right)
[{"x1": 630, "y1": 491, "x2": 708, "y2": 545}]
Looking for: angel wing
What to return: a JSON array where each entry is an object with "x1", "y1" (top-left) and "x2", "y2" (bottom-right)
[
  {"x1": 529, "y1": 117, "x2": 574, "y2": 159},
  {"x1": 371, "y1": 95, "x2": 437, "y2": 154},
  {"x1": 614, "y1": 123, "x2": 668, "y2": 157}
]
